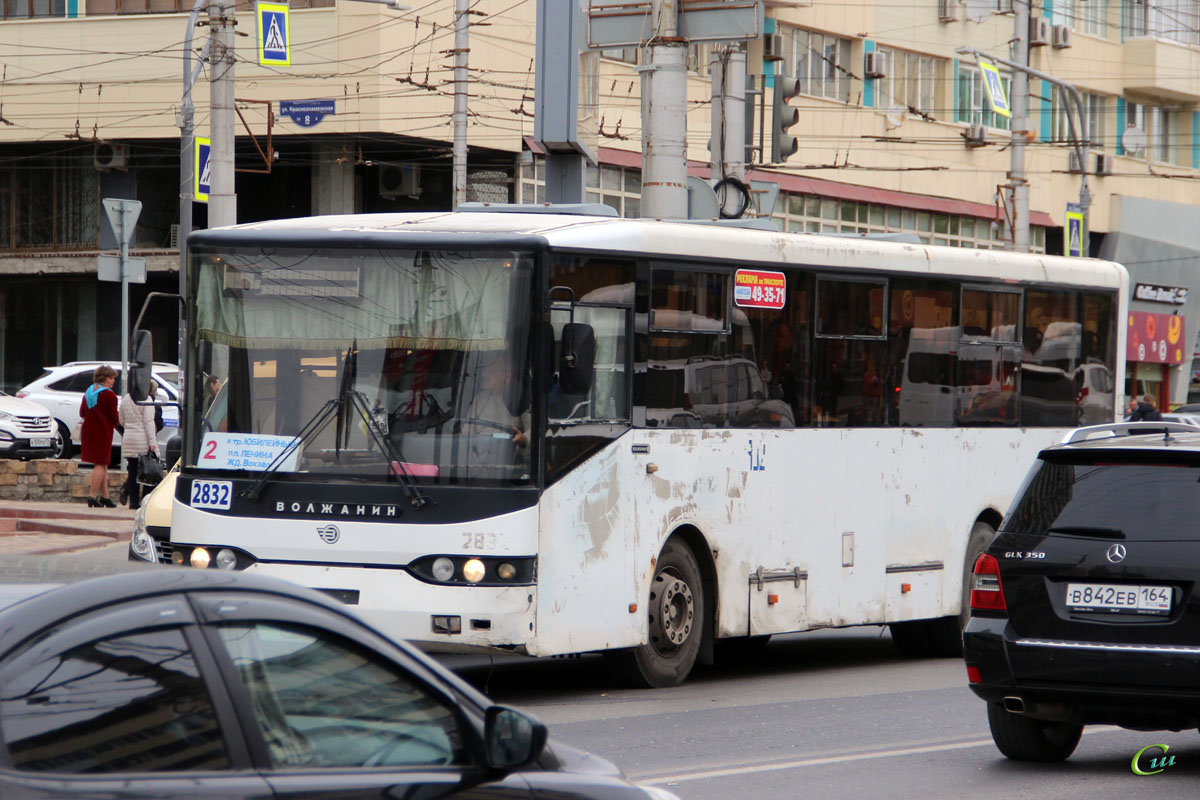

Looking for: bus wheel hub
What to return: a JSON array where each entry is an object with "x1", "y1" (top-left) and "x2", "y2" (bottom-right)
[{"x1": 656, "y1": 576, "x2": 693, "y2": 646}]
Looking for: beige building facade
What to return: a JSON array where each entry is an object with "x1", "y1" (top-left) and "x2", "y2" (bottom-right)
[{"x1": 0, "y1": 0, "x2": 1197, "y2": 402}]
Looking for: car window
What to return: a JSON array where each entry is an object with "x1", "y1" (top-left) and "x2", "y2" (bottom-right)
[
  {"x1": 1003, "y1": 458, "x2": 1200, "y2": 542},
  {"x1": 0, "y1": 627, "x2": 229, "y2": 773},
  {"x1": 215, "y1": 622, "x2": 468, "y2": 769},
  {"x1": 50, "y1": 372, "x2": 95, "y2": 393}
]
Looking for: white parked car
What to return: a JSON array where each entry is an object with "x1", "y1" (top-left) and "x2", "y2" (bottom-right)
[
  {"x1": 0, "y1": 391, "x2": 57, "y2": 460},
  {"x1": 16, "y1": 361, "x2": 181, "y2": 459}
]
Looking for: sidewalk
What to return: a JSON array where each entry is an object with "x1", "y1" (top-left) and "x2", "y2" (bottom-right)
[{"x1": 0, "y1": 499, "x2": 135, "y2": 557}]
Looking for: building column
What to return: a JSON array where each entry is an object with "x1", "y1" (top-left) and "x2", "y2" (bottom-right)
[{"x1": 311, "y1": 142, "x2": 358, "y2": 216}]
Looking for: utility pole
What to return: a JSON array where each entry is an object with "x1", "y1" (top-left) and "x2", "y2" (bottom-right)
[
  {"x1": 208, "y1": 0, "x2": 237, "y2": 228},
  {"x1": 1008, "y1": 0, "x2": 1031, "y2": 252},
  {"x1": 709, "y1": 45, "x2": 747, "y2": 217},
  {"x1": 639, "y1": 0, "x2": 688, "y2": 219},
  {"x1": 452, "y1": 0, "x2": 469, "y2": 208}
]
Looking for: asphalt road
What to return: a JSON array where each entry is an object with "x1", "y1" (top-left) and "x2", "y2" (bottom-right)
[{"x1": 444, "y1": 629, "x2": 1200, "y2": 800}]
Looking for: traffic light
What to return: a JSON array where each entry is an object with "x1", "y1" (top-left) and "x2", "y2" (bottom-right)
[{"x1": 771, "y1": 75, "x2": 801, "y2": 163}]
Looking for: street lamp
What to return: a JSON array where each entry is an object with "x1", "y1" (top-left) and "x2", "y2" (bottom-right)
[{"x1": 955, "y1": 45, "x2": 1092, "y2": 257}]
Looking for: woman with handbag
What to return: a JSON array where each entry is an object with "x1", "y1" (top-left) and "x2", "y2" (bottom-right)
[
  {"x1": 79, "y1": 365, "x2": 120, "y2": 508},
  {"x1": 118, "y1": 379, "x2": 159, "y2": 510}
]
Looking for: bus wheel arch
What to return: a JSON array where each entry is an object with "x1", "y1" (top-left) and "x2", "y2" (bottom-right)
[{"x1": 610, "y1": 527, "x2": 715, "y2": 687}]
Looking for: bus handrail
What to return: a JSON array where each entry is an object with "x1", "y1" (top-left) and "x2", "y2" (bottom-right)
[{"x1": 1060, "y1": 421, "x2": 1200, "y2": 444}]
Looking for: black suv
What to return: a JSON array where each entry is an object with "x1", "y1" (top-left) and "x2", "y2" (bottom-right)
[{"x1": 964, "y1": 421, "x2": 1200, "y2": 762}]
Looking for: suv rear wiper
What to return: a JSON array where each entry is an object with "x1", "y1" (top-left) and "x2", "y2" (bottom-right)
[{"x1": 1047, "y1": 525, "x2": 1126, "y2": 539}]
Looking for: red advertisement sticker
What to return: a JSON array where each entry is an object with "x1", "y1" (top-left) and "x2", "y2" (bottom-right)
[{"x1": 734, "y1": 269, "x2": 786, "y2": 309}]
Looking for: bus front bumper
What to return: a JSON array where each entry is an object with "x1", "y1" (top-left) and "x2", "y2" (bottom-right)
[{"x1": 246, "y1": 561, "x2": 537, "y2": 653}]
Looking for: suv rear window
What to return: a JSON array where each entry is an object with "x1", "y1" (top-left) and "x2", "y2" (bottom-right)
[{"x1": 1004, "y1": 458, "x2": 1200, "y2": 541}]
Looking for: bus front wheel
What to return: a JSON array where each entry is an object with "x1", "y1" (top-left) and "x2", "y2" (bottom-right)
[{"x1": 610, "y1": 538, "x2": 704, "y2": 688}]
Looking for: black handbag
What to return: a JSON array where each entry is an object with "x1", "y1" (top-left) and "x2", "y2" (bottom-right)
[{"x1": 137, "y1": 452, "x2": 164, "y2": 486}]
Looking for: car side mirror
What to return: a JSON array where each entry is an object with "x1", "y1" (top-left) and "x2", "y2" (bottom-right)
[
  {"x1": 129, "y1": 329, "x2": 153, "y2": 402},
  {"x1": 558, "y1": 323, "x2": 596, "y2": 395},
  {"x1": 483, "y1": 706, "x2": 547, "y2": 771},
  {"x1": 165, "y1": 434, "x2": 182, "y2": 468}
]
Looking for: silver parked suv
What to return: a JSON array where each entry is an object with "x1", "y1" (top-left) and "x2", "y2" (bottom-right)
[{"x1": 17, "y1": 361, "x2": 180, "y2": 459}]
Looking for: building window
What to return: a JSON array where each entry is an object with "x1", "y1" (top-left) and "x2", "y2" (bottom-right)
[
  {"x1": 956, "y1": 66, "x2": 1011, "y2": 131},
  {"x1": 601, "y1": 47, "x2": 639, "y2": 64},
  {"x1": 769, "y1": 191, "x2": 1045, "y2": 252},
  {"x1": 86, "y1": 0, "x2": 330, "y2": 14},
  {"x1": 877, "y1": 48, "x2": 944, "y2": 116},
  {"x1": 0, "y1": 160, "x2": 99, "y2": 251},
  {"x1": 1050, "y1": 88, "x2": 1109, "y2": 147},
  {"x1": 1, "y1": 0, "x2": 66, "y2": 17},
  {"x1": 1123, "y1": 0, "x2": 1200, "y2": 44},
  {"x1": 1125, "y1": 101, "x2": 1184, "y2": 164},
  {"x1": 517, "y1": 155, "x2": 642, "y2": 219},
  {"x1": 1057, "y1": 0, "x2": 1109, "y2": 36},
  {"x1": 781, "y1": 27, "x2": 853, "y2": 103}
]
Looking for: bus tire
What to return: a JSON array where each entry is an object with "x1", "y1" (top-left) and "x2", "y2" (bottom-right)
[
  {"x1": 986, "y1": 702, "x2": 1081, "y2": 762},
  {"x1": 611, "y1": 538, "x2": 704, "y2": 688},
  {"x1": 960, "y1": 520, "x2": 996, "y2": 631}
]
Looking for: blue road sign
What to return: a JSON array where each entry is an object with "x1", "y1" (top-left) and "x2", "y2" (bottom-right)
[
  {"x1": 1066, "y1": 202, "x2": 1084, "y2": 257},
  {"x1": 195, "y1": 137, "x2": 211, "y2": 204},
  {"x1": 281, "y1": 99, "x2": 335, "y2": 128},
  {"x1": 258, "y1": 2, "x2": 290, "y2": 67}
]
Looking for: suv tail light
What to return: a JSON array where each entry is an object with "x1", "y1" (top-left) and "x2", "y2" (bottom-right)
[
  {"x1": 15, "y1": 391, "x2": 26, "y2": 398},
  {"x1": 970, "y1": 553, "x2": 1007, "y2": 611}
]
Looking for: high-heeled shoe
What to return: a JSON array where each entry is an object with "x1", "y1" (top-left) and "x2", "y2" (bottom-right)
[
  {"x1": 97, "y1": 496, "x2": 117, "y2": 508},
  {"x1": 87, "y1": 496, "x2": 98, "y2": 507}
]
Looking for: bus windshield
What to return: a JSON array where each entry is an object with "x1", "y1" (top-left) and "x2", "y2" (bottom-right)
[{"x1": 188, "y1": 247, "x2": 535, "y2": 486}]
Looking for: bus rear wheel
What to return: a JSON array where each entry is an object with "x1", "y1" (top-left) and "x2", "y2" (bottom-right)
[{"x1": 610, "y1": 538, "x2": 704, "y2": 688}]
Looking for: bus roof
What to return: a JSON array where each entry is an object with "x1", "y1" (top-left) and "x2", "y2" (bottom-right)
[{"x1": 192, "y1": 211, "x2": 1127, "y2": 290}]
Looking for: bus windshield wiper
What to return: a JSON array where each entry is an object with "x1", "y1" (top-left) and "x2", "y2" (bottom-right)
[
  {"x1": 240, "y1": 343, "x2": 430, "y2": 508},
  {"x1": 1047, "y1": 525, "x2": 1126, "y2": 539}
]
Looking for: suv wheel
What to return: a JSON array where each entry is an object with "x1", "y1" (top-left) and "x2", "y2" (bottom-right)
[
  {"x1": 53, "y1": 421, "x2": 71, "y2": 459},
  {"x1": 986, "y1": 702, "x2": 1081, "y2": 762}
]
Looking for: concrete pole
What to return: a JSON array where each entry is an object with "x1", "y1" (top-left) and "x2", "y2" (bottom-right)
[
  {"x1": 208, "y1": 0, "x2": 237, "y2": 228},
  {"x1": 639, "y1": 0, "x2": 688, "y2": 219},
  {"x1": 1008, "y1": 0, "x2": 1030, "y2": 252},
  {"x1": 708, "y1": 46, "x2": 747, "y2": 217},
  {"x1": 119, "y1": 212, "x2": 129, "y2": 396},
  {"x1": 453, "y1": 0, "x2": 469, "y2": 208},
  {"x1": 709, "y1": 48, "x2": 724, "y2": 180}
]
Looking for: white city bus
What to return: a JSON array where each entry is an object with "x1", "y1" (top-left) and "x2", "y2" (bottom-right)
[{"x1": 131, "y1": 206, "x2": 1126, "y2": 687}]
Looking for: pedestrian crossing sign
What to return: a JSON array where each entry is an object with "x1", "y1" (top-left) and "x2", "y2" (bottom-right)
[
  {"x1": 1066, "y1": 205, "x2": 1084, "y2": 257},
  {"x1": 257, "y1": 2, "x2": 290, "y2": 67},
  {"x1": 978, "y1": 59, "x2": 1011, "y2": 119},
  {"x1": 195, "y1": 136, "x2": 211, "y2": 204}
]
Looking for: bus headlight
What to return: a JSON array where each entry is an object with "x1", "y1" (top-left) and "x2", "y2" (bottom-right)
[
  {"x1": 190, "y1": 547, "x2": 211, "y2": 569},
  {"x1": 495, "y1": 562, "x2": 517, "y2": 581},
  {"x1": 462, "y1": 558, "x2": 486, "y2": 583},
  {"x1": 215, "y1": 548, "x2": 237, "y2": 570},
  {"x1": 431, "y1": 557, "x2": 455, "y2": 582}
]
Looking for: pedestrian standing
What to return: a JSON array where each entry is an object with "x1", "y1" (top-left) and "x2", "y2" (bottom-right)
[
  {"x1": 1128, "y1": 393, "x2": 1163, "y2": 422},
  {"x1": 79, "y1": 365, "x2": 119, "y2": 507},
  {"x1": 118, "y1": 379, "x2": 159, "y2": 509}
]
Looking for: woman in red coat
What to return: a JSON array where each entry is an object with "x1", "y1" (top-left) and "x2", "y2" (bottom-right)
[{"x1": 79, "y1": 365, "x2": 119, "y2": 507}]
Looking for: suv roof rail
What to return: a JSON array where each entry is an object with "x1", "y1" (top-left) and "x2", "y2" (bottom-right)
[{"x1": 1060, "y1": 421, "x2": 1199, "y2": 444}]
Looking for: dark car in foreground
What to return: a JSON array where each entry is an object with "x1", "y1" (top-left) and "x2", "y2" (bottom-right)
[
  {"x1": 964, "y1": 421, "x2": 1200, "y2": 762},
  {"x1": 0, "y1": 561, "x2": 677, "y2": 800}
]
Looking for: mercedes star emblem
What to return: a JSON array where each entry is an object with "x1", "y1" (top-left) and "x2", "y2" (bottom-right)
[
  {"x1": 317, "y1": 524, "x2": 341, "y2": 544},
  {"x1": 1106, "y1": 543, "x2": 1127, "y2": 563}
]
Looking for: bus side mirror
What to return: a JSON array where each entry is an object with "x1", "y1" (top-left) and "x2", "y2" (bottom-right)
[
  {"x1": 558, "y1": 323, "x2": 595, "y2": 395},
  {"x1": 129, "y1": 329, "x2": 153, "y2": 402}
]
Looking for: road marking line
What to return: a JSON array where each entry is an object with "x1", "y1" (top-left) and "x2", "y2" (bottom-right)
[{"x1": 636, "y1": 725, "x2": 1120, "y2": 785}]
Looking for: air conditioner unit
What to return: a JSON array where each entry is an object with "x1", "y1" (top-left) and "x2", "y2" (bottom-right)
[
  {"x1": 964, "y1": 123, "x2": 987, "y2": 147},
  {"x1": 379, "y1": 164, "x2": 421, "y2": 199},
  {"x1": 938, "y1": 0, "x2": 958, "y2": 22},
  {"x1": 1068, "y1": 150, "x2": 1084, "y2": 173},
  {"x1": 763, "y1": 33, "x2": 784, "y2": 62},
  {"x1": 1030, "y1": 16, "x2": 1052, "y2": 46},
  {"x1": 1052, "y1": 23, "x2": 1073, "y2": 48},
  {"x1": 1095, "y1": 153, "x2": 1115, "y2": 175},
  {"x1": 93, "y1": 141, "x2": 128, "y2": 171},
  {"x1": 864, "y1": 51, "x2": 887, "y2": 79}
]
